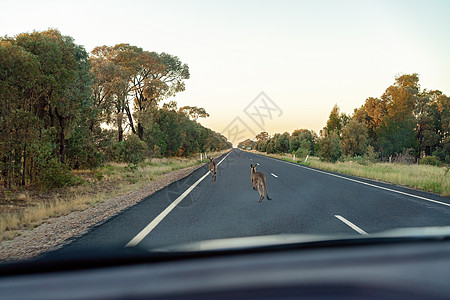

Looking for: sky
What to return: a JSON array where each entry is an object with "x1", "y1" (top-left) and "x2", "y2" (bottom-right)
[{"x1": 1, "y1": 0, "x2": 449, "y2": 145}]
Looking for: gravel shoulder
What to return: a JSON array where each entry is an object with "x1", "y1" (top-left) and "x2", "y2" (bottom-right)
[{"x1": 0, "y1": 163, "x2": 205, "y2": 262}]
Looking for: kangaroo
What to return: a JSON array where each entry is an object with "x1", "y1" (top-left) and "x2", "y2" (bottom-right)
[
  {"x1": 209, "y1": 157, "x2": 217, "y2": 182},
  {"x1": 250, "y1": 164, "x2": 271, "y2": 202}
]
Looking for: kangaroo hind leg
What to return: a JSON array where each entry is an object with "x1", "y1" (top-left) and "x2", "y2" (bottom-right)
[{"x1": 257, "y1": 183, "x2": 264, "y2": 202}]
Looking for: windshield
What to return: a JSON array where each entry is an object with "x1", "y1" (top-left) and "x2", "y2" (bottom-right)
[{"x1": 0, "y1": 0, "x2": 449, "y2": 262}]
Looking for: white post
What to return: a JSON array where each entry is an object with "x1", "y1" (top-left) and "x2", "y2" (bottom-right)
[
  {"x1": 205, "y1": 152, "x2": 207, "y2": 159},
  {"x1": 304, "y1": 155, "x2": 309, "y2": 162},
  {"x1": 200, "y1": 153, "x2": 202, "y2": 161},
  {"x1": 293, "y1": 154, "x2": 296, "y2": 161}
]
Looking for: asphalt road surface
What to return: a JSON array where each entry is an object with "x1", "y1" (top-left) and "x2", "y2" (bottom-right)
[{"x1": 54, "y1": 148, "x2": 450, "y2": 253}]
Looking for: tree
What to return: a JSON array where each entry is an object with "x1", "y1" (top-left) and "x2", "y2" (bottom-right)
[
  {"x1": 374, "y1": 73, "x2": 420, "y2": 158},
  {"x1": 382, "y1": 73, "x2": 419, "y2": 121},
  {"x1": 15, "y1": 30, "x2": 92, "y2": 164},
  {"x1": 91, "y1": 44, "x2": 190, "y2": 140},
  {"x1": 290, "y1": 129, "x2": 317, "y2": 154},
  {"x1": 256, "y1": 131, "x2": 269, "y2": 142},
  {"x1": 90, "y1": 49, "x2": 129, "y2": 141},
  {"x1": 266, "y1": 139, "x2": 275, "y2": 154},
  {"x1": 238, "y1": 139, "x2": 256, "y2": 150},
  {"x1": 340, "y1": 119, "x2": 368, "y2": 157},
  {"x1": 318, "y1": 131, "x2": 341, "y2": 162},
  {"x1": 274, "y1": 132, "x2": 290, "y2": 153},
  {"x1": 323, "y1": 104, "x2": 349, "y2": 136},
  {"x1": 353, "y1": 97, "x2": 387, "y2": 144},
  {"x1": 324, "y1": 104, "x2": 342, "y2": 134},
  {"x1": 0, "y1": 39, "x2": 40, "y2": 187},
  {"x1": 179, "y1": 106, "x2": 209, "y2": 121},
  {"x1": 377, "y1": 116, "x2": 417, "y2": 157}
]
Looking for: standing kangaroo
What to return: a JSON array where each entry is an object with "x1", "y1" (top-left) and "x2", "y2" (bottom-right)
[
  {"x1": 209, "y1": 157, "x2": 217, "y2": 182},
  {"x1": 250, "y1": 164, "x2": 271, "y2": 202}
]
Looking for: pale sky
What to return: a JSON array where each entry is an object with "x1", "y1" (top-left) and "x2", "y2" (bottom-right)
[{"x1": 2, "y1": 0, "x2": 449, "y2": 144}]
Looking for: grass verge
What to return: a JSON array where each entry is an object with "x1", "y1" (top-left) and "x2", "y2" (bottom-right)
[
  {"x1": 0, "y1": 150, "x2": 229, "y2": 241},
  {"x1": 247, "y1": 150, "x2": 450, "y2": 197}
]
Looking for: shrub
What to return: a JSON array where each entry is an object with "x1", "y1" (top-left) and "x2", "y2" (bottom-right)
[
  {"x1": 39, "y1": 159, "x2": 83, "y2": 189},
  {"x1": 266, "y1": 140, "x2": 275, "y2": 154},
  {"x1": 364, "y1": 145, "x2": 378, "y2": 163},
  {"x1": 318, "y1": 131, "x2": 341, "y2": 162},
  {"x1": 433, "y1": 137, "x2": 450, "y2": 164},
  {"x1": 115, "y1": 134, "x2": 148, "y2": 164},
  {"x1": 340, "y1": 119, "x2": 368, "y2": 157},
  {"x1": 420, "y1": 156, "x2": 441, "y2": 167},
  {"x1": 295, "y1": 147, "x2": 309, "y2": 159}
]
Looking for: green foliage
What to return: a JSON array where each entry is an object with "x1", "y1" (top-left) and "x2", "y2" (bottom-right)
[
  {"x1": 324, "y1": 104, "x2": 348, "y2": 136},
  {"x1": 273, "y1": 133, "x2": 289, "y2": 153},
  {"x1": 340, "y1": 119, "x2": 368, "y2": 157},
  {"x1": 39, "y1": 159, "x2": 83, "y2": 190},
  {"x1": 0, "y1": 29, "x2": 232, "y2": 193},
  {"x1": 295, "y1": 147, "x2": 309, "y2": 159},
  {"x1": 364, "y1": 145, "x2": 378, "y2": 163},
  {"x1": 255, "y1": 140, "x2": 267, "y2": 152},
  {"x1": 266, "y1": 140, "x2": 275, "y2": 154},
  {"x1": 377, "y1": 116, "x2": 417, "y2": 157},
  {"x1": 115, "y1": 135, "x2": 148, "y2": 164},
  {"x1": 238, "y1": 139, "x2": 256, "y2": 150},
  {"x1": 420, "y1": 156, "x2": 441, "y2": 167},
  {"x1": 318, "y1": 131, "x2": 341, "y2": 162},
  {"x1": 66, "y1": 124, "x2": 104, "y2": 169},
  {"x1": 433, "y1": 136, "x2": 450, "y2": 164}
]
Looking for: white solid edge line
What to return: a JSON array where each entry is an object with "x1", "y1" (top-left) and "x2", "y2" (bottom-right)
[
  {"x1": 335, "y1": 215, "x2": 368, "y2": 236},
  {"x1": 125, "y1": 150, "x2": 233, "y2": 247},
  {"x1": 260, "y1": 155, "x2": 450, "y2": 208},
  {"x1": 271, "y1": 173, "x2": 278, "y2": 178}
]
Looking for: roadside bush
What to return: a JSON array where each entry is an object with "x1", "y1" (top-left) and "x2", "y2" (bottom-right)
[
  {"x1": 295, "y1": 147, "x2": 309, "y2": 159},
  {"x1": 420, "y1": 156, "x2": 441, "y2": 167},
  {"x1": 318, "y1": 131, "x2": 341, "y2": 162},
  {"x1": 39, "y1": 159, "x2": 83, "y2": 189},
  {"x1": 340, "y1": 119, "x2": 368, "y2": 157},
  {"x1": 266, "y1": 140, "x2": 275, "y2": 154},
  {"x1": 364, "y1": 145, "x2": 378, "y2": 163},
  {"x1": 114, "y1": 134, "x2": 148, "y2": 164},
  {"x1": 294, "y1": 139, "x2": 311, "y2": 158},
  {"x1": 433, "y1": 136, "x2": 450, "y2": 164}
]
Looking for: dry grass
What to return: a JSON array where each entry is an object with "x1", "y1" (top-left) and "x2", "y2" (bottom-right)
[
  {"x1": 0, "y1": 150, "x2": 230, "y2": 241},
  {"x1": 248, "y1": 150, "x2": 450, "y2": 197}
]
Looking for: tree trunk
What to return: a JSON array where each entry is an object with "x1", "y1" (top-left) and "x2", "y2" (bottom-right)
[
  {"x1": 30, "y1": 156, "x2": 34, "y2": 184},
  {"x1": 21, "y1": 144, "x2": 27, "y2": 186},
  {"x1": 124, "y1": 105, "x2": 135, "y2": 134},
  {"x1": 2, "y1": 157, "x2": 7, "y2": 188},
  {"x1": 59, "y1": 127, "x2": 66, "y2": 164},
  {"x1": 137, "y1": 122, "x2": 144, "y2": 140},
  {"x1": 55, "y1": 109, "x2": 66, "y2": 164},
  {"x1": 8, "y1": 153, "x2": 12, "y2": 189},
  {"x1": 118, "y1": 120, "x2": 123, "y2": 142}
]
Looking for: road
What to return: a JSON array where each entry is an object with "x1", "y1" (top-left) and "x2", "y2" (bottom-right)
[{"x1": 54, "y1": 148, "x2": 450, "y2": 253}]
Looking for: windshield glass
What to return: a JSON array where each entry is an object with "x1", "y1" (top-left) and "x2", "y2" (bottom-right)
[{"x1": 0, "y1": 0, "x2": 449, "y2": 262}]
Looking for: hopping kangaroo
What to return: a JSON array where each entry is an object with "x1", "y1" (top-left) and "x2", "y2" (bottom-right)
[
  {"x1": 209, "y1": 157, "x2": 217, "y2": 182},
  {"x1": 250, "y1": 164, "x2": 271, "y2": 202}
]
